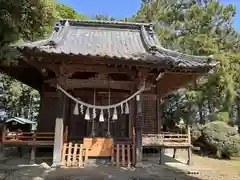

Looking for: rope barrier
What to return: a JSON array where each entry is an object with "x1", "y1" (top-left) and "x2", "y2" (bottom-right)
[{"x1": 56, "y1": 81, "x2": 145, "y2": 110}]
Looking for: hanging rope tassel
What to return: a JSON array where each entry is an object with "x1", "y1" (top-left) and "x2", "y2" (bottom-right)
[
  {"x1": 80, "y1": 104, "x2": 84, "y2": 114},
  {"x1": 125, "y1": 102, "x2": 129, "y2": 114},
  {"x1": 85, "y1": 108, "x2": 90, "y2": 120},
  {"x1": 112, "y1": 107, "x2": 118, "y2": 120},
  {"x1": 93, "y1": 108, "x2": 96, "y2": 119},
  {"x1": 73, "y1": 102, "x2": 79, "y2": 115},
  {"x1": 99, "y1": 109, "x2": 104, "y2": 122},
  {"x1": 120, "y1": 103, "x2": 124, "y2": 114}
]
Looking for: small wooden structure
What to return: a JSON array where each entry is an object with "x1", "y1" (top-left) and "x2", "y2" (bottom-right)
[
  {"x1": 61, "y1": 140, "x2": 135, "y2": 168},
  {"x1": 61, "y1": 142, "x2": 86, "y2": 167},
  {"x1": 4, "y1": 117, "x2": 36, "y2": 132},
  {"x1": 0, "y1": 20, "x2": 216, "y2": 167},
  {"x1": 142, "y1": 127, "x2": 192, "y2": 165}
]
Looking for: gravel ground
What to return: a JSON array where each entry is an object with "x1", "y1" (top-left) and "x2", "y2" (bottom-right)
[{"x1": 0, "y1": 148, "x2": 239, "y2": 180}]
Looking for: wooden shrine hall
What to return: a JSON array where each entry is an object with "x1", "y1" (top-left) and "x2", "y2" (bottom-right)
[{"x1": 0, "y1": 20, "x2": 217, "y2": 167}]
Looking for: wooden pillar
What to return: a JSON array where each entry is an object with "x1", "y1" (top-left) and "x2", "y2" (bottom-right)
[
  {"x1": 156, "y1": 81, "x2": 164, "y2": 133},
  {"x1": 30, "y1": 147, "x2": 36, "y2": 164},
  {"x1": 129, "y1": 89, "x2": 136, "y2": 139},
  {"x1": 0, "y1": 144, "x2": 5, "y2": 162},
  {"x1": 173, "y1": 149, "x2": 177, "y2": 158},
  {"x1": 52, "y1": 76, "x2": 67, "y2": 168},
  {"x1": 0, "y1": 125, "x2": 6, "y2": 162},
  {"x1": 187, "y1": 126, "x2": 192, "y2": 165},
  {"x1": 135, "y1": 93, "x2": 143, "y2": 164},
  {"x1": 159, "y1": 147, "x2": 164, "y2": 164},
  {"x1": 17, "y1": 147, "x2": 23, "y2": 158}
]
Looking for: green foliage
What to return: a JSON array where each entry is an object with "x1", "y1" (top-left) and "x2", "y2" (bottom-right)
[
  {"x1": 134, "y1": 0, "x2": 240, "y2": 128},
  {"x1": 0, "y1": 74, "x2": 40, "y2": 121},
  {"x1": 1, "y1": 0, "x2": 240, "y2": 136},
  {"x1": 56, "y1": 4, "x2": 88, "y2": 20},
  {"x1": 94, "y1": 14, "x2": 116, "y2": 21},
  {"x1": 202, "y1": 121, "x2": 240, "y2": 158},
  {"x1": 191, "y1": 124, "x2": 203, "y2": 141},
  {"x1": 208, "y1": 111, "x2": 230, "y2": 122},
  {"x1": 0, "y1": 0, "x2": 57, "y2": 64},
  {"x1": 0, "y1": 0, "x2": 56, "y2": 120}
]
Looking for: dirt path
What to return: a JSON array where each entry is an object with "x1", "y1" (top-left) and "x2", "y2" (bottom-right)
[
  {"x1": 0, "y1": 150, "x2": 239, "y2": 180},
  {"x1": 169, "y1": 149, "x2": 240, "y2": 180}
]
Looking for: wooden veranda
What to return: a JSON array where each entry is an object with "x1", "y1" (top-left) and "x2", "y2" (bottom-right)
[{"x1": 142, "y1": 128, "x2": 192, "y2": 165}]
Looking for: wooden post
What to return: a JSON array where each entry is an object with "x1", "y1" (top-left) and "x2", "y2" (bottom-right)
[
  {"x1": 135, "y1": 93, "x2": 143, "y2": 165},
  {"x1": 156, "y1": 82, "x2": 162, "y2": 134},
  {"x1": 0, "y1": 125, "x2": 6, "y2": 162},
  {"x1": 159, "y1": 147, "x2": 164, "y2": 164},
  {"x1": 187, "y1": 126, "x2": 192, "y2": 165},
  {"x1": 30, "y1": 133, "x2": 36, "y2": 164},
  {"x1": 52, "y1": 75, "x2": 67, "y2": 168},
  {"x1": 173, "y1": 149, "x2": 176, "y2": 158},
  {"x1": 0, "y1": 144, "x2": 5, "y2": 162},
  {"x1": 30, "y1": 147, "x2": 36, "y2": 164}
]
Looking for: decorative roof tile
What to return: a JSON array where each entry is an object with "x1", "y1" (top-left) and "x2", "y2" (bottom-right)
[{"x1": 17, "y1": 20, "x2": 217, "y2": 70}]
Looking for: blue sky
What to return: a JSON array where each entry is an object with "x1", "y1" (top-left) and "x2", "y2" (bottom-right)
[{"x1": 57, "y1": 0, "x2": 240, "y2": 30}]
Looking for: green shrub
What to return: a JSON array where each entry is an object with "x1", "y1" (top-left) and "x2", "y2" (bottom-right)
[
  {"x1": 191, "y1": 124, "x2": 203, "y2": 141},
  {"x1": 208, "y1": 111, "x2": 229, "y2": 122},
  {"x1": 201, "y1": 121, "x2": 240, "y2": 158}
]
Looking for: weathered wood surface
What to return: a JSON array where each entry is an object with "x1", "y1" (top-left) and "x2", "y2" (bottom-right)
[
  {"x1": 58, "y1": 64, "x2": 137, "y2": 76},
  {"x1": 3, "y1": 131, "x2": 54, "y2": 146},
  {"x1": 142, "y1": 133, "x2": 191, "y2": 148},
  {"x1": 111, "y1": 144, "x2": 134, "y2": 168},
  {"x1": 83, "y1": 137, "x2": 113, "y2": 157},
  {"x1": 45, "y1": 78, "x2": 134, "y2": 90},
  {"x1": 61, "y1": 142, "x2": 87, "y2": 167}
]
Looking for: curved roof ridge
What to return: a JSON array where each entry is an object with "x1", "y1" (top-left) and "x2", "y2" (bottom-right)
[
  {"x1": 17, "y1": 21, "x2": 69, "y2": 49},
  {"x1": 16, "y1": 20, "x2": 218, "y2": 70},
  {"x1": 58, "y1": 19, "x2": 152, "y2": 29},
  {"x1": 140, "y1": 25, "x2": 214, "y2": 62}
]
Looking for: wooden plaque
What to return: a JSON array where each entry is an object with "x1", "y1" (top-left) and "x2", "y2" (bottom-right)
[{"x1": 83, "y1": 137, "x2": 113, "y2": 157}]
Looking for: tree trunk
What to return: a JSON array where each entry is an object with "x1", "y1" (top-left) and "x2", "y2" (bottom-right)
[
  {"x1": 236, "y1": 99, "x2": 240, "y2": 133},
  {"x1": 198, "y1": 103, "x2": 205, "y2": 125},
  {"x1": 193, "y1": 80, "x2": 205, "y2": 125},
  {"x1": 225, "y1": 90, "x2": 233, "y2": 124},
  {"x1": 207, "y1": 96, "x2": 214, "y2": 114}
]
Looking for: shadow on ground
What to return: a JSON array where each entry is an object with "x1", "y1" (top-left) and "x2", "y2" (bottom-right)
[
  {"x1": 45, "y1": 154, "x2": 204, "y2": 180},
  {"x1": 0, "y1": 148, "x2": 207, "y2": 180}
]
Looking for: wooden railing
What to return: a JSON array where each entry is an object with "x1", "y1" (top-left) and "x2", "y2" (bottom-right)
[
  {"x1": 142, "y1": 131, "x2": 191, "y2": 147},
  {"x1": 111, "y1": 144, "x2": 135, "y2": 167},
  {"x1": 61, "y1": 142, "x2": 87, "y2": 167},
  {"x1": 3, "y1": 131, "x2": 54, "y2": 146}
]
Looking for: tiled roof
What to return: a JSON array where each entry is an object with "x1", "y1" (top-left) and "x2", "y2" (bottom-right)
[{"x1": 17, "y1": 20, "x2": 217, "y2": 69}]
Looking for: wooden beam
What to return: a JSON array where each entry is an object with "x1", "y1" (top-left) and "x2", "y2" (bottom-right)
[
  {"x1": 61, "y1": 64, "x2": 137, "y2": 76},
  {"x1": 45, "y1": 78, "x2": 134, "y2": 90},
  {"x1": 68, "y1": 79, "x2": 133, "y2": 90},
  {"x1": 24, "y1": 58, "x2": 138, "y2": 77}
]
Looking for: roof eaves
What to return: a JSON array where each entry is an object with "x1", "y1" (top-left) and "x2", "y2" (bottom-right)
[
  {"x1": 14, "y1": 117, "x2": 36, "y2": 124},
  {"x1": 140, "y1": 25, "x2": 217, "y2": 69},
  {"x1": 5, "y1": 118, "x2": 25, "y2": 124}
]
